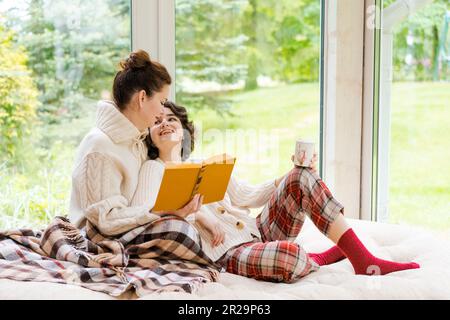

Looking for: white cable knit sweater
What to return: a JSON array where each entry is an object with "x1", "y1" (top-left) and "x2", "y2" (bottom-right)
[
  {"x1": 69, "y1": 100, "x2": 161, "y2": 236},
  {"x1": 192, "y1": 175, "x2": 276, "y2": 261}
]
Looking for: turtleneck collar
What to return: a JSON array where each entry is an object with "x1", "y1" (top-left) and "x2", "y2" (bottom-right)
[{"x1": 95, "y1": 100, "x2": 149, "y2": 144}]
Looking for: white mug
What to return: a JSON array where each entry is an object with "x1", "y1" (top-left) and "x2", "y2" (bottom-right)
[{"x1": 294, "y1": 140, "x2": 315, "y2": 167}]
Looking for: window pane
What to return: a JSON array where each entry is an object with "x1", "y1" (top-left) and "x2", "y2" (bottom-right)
[
  {"x1": 175, "y1": 0, "x2": 322, "y2": 187},
  {"x1": 0, "y1": 0, "x2": 131, "y2": 229},
  {"x1": 380, "y1": 1, "x2": 449, "y2": 235}
]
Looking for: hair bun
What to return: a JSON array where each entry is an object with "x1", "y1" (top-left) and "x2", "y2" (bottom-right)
[{"x1": 120, "y1": 50, "x2": 152, "y2": 70}]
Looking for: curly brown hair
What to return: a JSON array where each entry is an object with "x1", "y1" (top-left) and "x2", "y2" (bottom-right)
[{"x1": 145, "y1": 101, "x2": 195, "y2": 161}]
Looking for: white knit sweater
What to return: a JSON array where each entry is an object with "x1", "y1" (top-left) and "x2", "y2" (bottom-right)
[
  {"x1": 69, "y1": 100, "x2": 162, "y2": 236},
  {"x1": 193, "y1": 175, "x2": 276, "y2": 261}
]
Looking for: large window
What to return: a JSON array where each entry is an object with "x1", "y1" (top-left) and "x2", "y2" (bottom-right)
[
  {"x1": 377, "y1": 0, "x2": 449, "y2": 235},
  {"x1": 0, "y1": 0, "x2": 131, "y2": 229},
  {"x1": 175, "y1": 0, "x2": 323, "y2": 187}
]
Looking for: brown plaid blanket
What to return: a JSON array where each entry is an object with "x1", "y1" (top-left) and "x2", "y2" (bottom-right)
[{"x1": 0, "y1": 215, "x2": 220, "y2": 297}]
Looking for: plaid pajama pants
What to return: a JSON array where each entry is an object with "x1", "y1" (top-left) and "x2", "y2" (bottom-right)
[{"x1": 218, "y1": 167, "x2": 345, "y2": 283}]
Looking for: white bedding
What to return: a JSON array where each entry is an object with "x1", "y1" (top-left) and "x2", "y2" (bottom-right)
[{"x1": 1, "y1": 218, "x2": 449, "y2": 300}]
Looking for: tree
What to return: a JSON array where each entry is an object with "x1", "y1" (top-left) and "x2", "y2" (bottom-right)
[
  {"x1": 242, "y1": 0, "x2": 263, "y2": 90},
  {"x1": 175, "y1": 0, "x2": 322, "y2": 112},
  {"x1": 386, "y1": 0, "x2": 448, "y2": 81},
  {"x1": 241, "y1": 0, "x2": 278, "y2": 90},
  {"x1": 7, "y1": 0, "x2": 131, "y2": 124},
  {"x1": 175, "y1": 0, "x2": 247, "y2": 113},
  {"x1": 0, "y1": 20, "x2": 39, "y2": 163},
  {"x1": 270, "y1": 0, "x2": 321, "y2": 83}
]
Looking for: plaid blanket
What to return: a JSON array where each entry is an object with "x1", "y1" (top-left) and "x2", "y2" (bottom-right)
[{"x1": 0, "y1": 215, "x2": 221, "y2": 297}]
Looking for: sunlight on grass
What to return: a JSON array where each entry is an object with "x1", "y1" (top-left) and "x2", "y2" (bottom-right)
[
  {"x1": 389, "y1": 82, "x2": 450, "y2": 231},
  {"x1": 190, "y1": 83, "x2": 320, "y2": 184}
]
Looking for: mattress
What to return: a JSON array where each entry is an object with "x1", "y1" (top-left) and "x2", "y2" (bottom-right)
[{"x1": 1, "y1": 218, "x2": 449, "y2": 300}]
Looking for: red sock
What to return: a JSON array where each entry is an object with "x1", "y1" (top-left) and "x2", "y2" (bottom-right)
[
  {"x1": 337, "y1": 228, "x2": 420, "y2": 275},
  {"x1": 308, "y1": 246, "x2": 345, "y2": 266}
]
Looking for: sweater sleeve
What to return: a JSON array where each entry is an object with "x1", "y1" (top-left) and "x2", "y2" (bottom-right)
[
  {"x1": 226, "y1": 175, "x2": 277, "y2": 208},
  {"x1": 72, "y1": 152, "x2": 160, "y2": 236},
  {"x1": 130, "y1": 159, "x2": 164, "y2": 210}
]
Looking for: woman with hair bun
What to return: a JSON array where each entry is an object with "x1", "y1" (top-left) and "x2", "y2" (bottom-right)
[{"x1": 69, "y1": 50, "x2": 203, "y2": 236}]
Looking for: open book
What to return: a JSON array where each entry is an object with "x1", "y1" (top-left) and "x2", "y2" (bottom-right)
[{"x1": 152, "y1": 154, "x2": 236, "y2": 212}]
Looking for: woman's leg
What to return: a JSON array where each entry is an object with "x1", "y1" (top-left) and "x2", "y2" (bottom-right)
[
  {"x1": 256, "y1": 167, "x2": 345, "y2": 266},
  {"x1": 257, "y1": 167, "x2": 345, "y2": 242},
  {"x1": 126, "y1": 215, "x2": 217, "y2": 267},
  {"x1": 218, "y1": 167, "x2": 345, "y2": 281},
  {"x1": 258, "y1": 167, "x2": 419, "y2": 275},
  {"x1": 327, "y1": 212, "x2": 351, "y2": 243},
  {"x1": 308, "y1": 245, "x2": 346, "y2": 266},
  {"x1": 218, "y1": 239, "x2": 319, "y2": 283},
  {"x1": 328, "y1": 214, "x2": 420, "y2": 275}
]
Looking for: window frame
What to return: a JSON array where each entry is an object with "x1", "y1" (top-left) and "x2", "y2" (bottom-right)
[
  {"x1": 361, "y1": 0, "x2": 382, "y2": 222},
  {"x1": 322, "y1": 0, "x2": 366, "y2": 219},
  {"x1": 131, "y1": 0, "x2": 176, "y2": 101}
]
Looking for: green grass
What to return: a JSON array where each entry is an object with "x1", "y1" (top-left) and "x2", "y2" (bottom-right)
[
  {"x1": 190, "y1": 83, "x2": 320, "y2": 184},
  {"x1": 388, "y1": 82, "x2": 450, "y2": 231},
  {"x1": 1, "y1": 81, "x2": 448, "y2": 234}
]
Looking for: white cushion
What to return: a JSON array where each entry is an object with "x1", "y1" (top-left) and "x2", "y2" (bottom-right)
[{"x1": 1, "y1": 218, "x2": 449, "y2": 299}]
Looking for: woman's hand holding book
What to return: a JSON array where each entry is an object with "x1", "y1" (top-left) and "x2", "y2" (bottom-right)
[
  {"x1": 157, "y1": 194, "x2": 204, "y2": 219},
  {"x1": 275, "y1": 152, "x2": 319, "y2": 188}
]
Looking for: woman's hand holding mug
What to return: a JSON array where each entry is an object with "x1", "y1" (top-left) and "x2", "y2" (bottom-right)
[
  {"x1": 291, "y1": 151, "x2": 318, "y2": 173},
  {"x1": 291, "y1": 140, "x2": 317, "y2": 173}
]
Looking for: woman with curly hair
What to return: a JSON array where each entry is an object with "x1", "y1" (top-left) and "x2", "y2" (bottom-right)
[{"x1": 141, "y1": 100, "x2": 420, "y2": 282}]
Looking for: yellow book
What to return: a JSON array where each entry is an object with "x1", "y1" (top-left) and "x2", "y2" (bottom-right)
[{"x1": 152, "y1": 154, "x2": 236, "y2": 211}]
